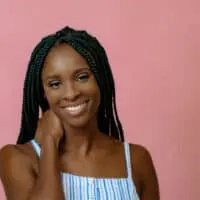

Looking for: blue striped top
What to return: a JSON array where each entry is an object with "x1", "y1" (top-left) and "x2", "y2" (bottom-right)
[{"x1": 31, "y1": 139, "x2": 140, "y2": 200}]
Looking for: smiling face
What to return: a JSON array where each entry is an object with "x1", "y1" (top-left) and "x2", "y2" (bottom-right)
[{"x1": 41, "y1": 43, "x2": 101, "y2": 128}]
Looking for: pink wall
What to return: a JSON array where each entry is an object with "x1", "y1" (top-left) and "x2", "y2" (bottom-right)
[{"x1": 0, "y1": 0, "x2": 199, "y2": 199}]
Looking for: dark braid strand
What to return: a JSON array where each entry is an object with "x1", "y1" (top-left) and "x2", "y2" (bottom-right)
[{"x1": 17, "y1": 27, "x2": 124, "y2": 144}]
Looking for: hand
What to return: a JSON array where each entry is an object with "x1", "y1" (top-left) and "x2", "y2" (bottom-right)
[{"x1": 35, "y1": 110, "x2": 64, "y2": 148}]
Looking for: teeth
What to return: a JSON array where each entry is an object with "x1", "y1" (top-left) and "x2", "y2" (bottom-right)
[{"x1": 66, "y1": 103, "x2": 86, "y2": 111}]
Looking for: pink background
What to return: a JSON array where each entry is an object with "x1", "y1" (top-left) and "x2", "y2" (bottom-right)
[{"x1": 0, "y1": 0, "x2": 200, "y2": 199}]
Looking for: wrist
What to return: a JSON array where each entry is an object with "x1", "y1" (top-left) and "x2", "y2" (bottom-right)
[{"x1": 45, "y1": 135, "x2": 60, "y2": 150}]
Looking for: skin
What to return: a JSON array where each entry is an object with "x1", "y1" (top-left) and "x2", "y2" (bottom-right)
[{"x1": 0, "y1": 44, "x2": 159, "y2": 200}]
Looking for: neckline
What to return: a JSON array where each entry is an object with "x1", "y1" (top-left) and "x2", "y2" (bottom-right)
[
  {"x1": 61, "y1": 171, "x2": 129, "y2": 181},
  {"x1": 30, "y1": 139, "x2": 132, "y2": 180}
]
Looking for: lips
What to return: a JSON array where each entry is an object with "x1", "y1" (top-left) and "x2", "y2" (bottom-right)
[{"x1": 62, "y1": 100, "x2": 89, "y2": 116}]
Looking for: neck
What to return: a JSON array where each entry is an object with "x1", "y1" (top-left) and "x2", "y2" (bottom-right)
[{"x1": 61, "y1": 119, "x2": 101, "y2": 155}]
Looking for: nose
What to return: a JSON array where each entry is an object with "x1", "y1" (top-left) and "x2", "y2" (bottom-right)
[{"x1": 62, "y1": 82, "x2": 80, "y2": 101}]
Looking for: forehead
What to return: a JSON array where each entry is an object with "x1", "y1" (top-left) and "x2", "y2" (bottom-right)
[{"x1": 42, "y1": 43, "x2": 89, "y2": 76}]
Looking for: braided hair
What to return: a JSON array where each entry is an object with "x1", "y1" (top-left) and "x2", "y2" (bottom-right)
[{"x1": 17, "y1": 26, "x2": 124, "y2": 144}]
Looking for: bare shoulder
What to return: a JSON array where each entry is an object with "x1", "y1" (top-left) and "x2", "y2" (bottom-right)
[
  {"x1": 0, "y1": 144, "x2": 26, "y2": 168},
  {"x1": 0, "y1": 143, "x2": 36, "y2": 169},
  {"x1": 0, "y1": 143, "x2": 38, "y2": 200},
  {"x1": 129, "y1": 143, "x2": 160, "y2": 200},
  {"x1": 129, "y1": 143, "x2": 153, "y2": 167},
  {"x1": 0, "y1": 143, "x2": 37, "y2": 180}
]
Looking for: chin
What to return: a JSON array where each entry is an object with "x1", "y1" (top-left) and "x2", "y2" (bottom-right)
[{"x1": 62, "y1": 115, "x2": 93, "y2": 129}]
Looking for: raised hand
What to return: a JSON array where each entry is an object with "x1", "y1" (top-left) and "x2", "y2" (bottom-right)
[{"x1": 35, "y1": 110, "x2": 64, "y2": 148}]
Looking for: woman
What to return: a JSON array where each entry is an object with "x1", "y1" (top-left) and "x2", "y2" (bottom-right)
[{"x1": 0, "y1": 26, "x2": 159, "y2": 200}]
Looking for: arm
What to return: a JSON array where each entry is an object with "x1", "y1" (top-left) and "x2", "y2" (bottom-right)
[
  {"x1": 0, "y1": 145, "x2": 35, "y2": 200},
  {"x1": 30, "y1": 135, "x2": 65, "y2": 200},
  {"x1": 131, "y1": 144, "x2": 160, "y2": 200},
  {"x1": 0, "y1": 136, "x2": 65, "y2": 200}
]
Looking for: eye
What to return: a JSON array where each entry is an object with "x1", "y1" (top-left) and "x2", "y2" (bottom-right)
[
  {"x1": 48, "y1": 81, "x2": 61, "y2": 88},
  {"x1": 76, "y1": 73, "x2": 90, "y2": 82}
]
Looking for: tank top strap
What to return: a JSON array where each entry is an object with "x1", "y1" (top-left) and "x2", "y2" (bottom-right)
[
  {"x1": 30, "y1": 139, "x2": 41, "y2": 157},
  {"x1": 124, "y1": 142, "x2": 132, "y2": 179}
]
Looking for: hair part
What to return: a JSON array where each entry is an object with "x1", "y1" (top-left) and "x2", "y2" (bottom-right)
[{"x1": 17, "y1": 26, "x2": 124, "y2": 144}]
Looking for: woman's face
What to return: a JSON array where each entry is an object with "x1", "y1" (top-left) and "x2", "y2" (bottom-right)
[{"x1": 41, "y1": 43, "x2": 100, "y2": 128}]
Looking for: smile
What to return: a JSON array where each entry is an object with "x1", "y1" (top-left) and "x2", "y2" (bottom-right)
[
  {"x1": 66, "y1": 102, "x2": 87, "y2": 111},
  {"x1": 64, "y1": 101, "x2": 88, "y2": 116}
]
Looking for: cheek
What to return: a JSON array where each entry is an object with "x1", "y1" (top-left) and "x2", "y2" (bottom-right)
[
  {"x1": 89, "y1": 85, "x2": 101, "y2": 108},
  {"x1": 96, "y1": 88, "x2": 101, "y2": 106},
  {"x1": 90, "y1": 81, "x2": 101, "y2": 105},
  {"x1": 43, "y1": 88, "x2": 58, "y2": 108}
]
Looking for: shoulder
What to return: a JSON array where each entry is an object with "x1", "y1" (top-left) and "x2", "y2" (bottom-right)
[
  {"x1": 0, "y1": 143, "x2": 38, "y2": 178},
  {"x1": 0, "y1": 143, "x2": 38, "y2": 199},
  {"x1": 0, "y1": 144, "x2": 25, "y2": 167},
  {"x1": 129, "y1": 143, "x2": 157, "y2": 180},
  {"x1": 129, "y1": 143, "x2": 153, "y2": 168},
  {"x1": 0, "y1": 142, "x2": 35, "y2": 164},
  {"x1": 129, "y1": 143, "x2": 160, "y2": 199}
]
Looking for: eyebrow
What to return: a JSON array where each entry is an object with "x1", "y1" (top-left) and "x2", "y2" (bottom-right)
[{"x1": 74, "y1": 67, "x2": 91, "y2": 74}]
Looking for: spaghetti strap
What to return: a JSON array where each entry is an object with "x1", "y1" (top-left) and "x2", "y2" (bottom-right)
[
  {"x1": 124, "y1": 143, "x2": 132, "y2": 179},
  {"x1": 30, "y1": 139, "x2": 41, "y2": 157}
]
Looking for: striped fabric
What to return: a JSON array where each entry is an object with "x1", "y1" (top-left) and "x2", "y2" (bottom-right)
[{"x1": 31, "y1": 139, "x2": 140, "y2": 200}]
